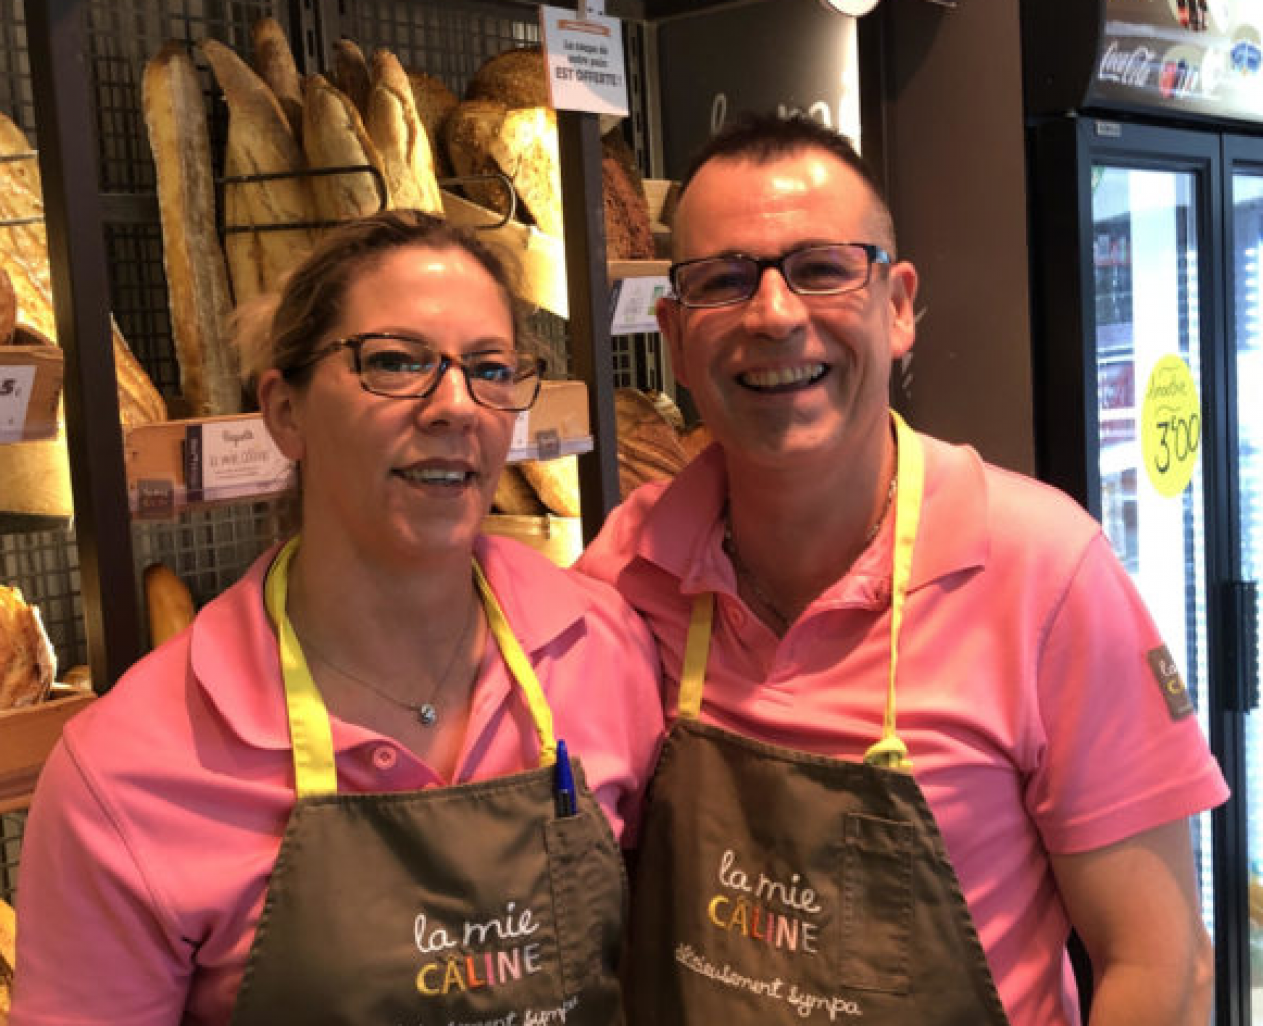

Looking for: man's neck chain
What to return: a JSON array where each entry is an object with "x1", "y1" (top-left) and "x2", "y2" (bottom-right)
[{"x1": 723, "y1": 474, "x2": 897, "y2": 634}]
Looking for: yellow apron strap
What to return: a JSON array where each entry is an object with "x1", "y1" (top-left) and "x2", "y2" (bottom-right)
[
  {"x1": 863, "y1": 410, "x2": 924, "y2": 773},
  {"x1": 678, "y1": 593, "x2": 715, "y2": 721},
  {"x1": 473, "y1": 562, "x2": 558, "y2": 768},
  {"x1": 265, "y1": 536, "x2": 339, "y2": 798}
]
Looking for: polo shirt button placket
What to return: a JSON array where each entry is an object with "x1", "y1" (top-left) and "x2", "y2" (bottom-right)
[{"x1": 371, "y1": 745, "x2": 398, "y2": 773}]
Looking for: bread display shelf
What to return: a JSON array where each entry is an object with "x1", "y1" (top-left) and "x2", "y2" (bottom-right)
[
  {"x1": 124, "y1": 413, "x2": 295, "y2": 518},
  {"x1": 0, "y1": 691, "x2": 94, "y2": 813},
  {"x1": 483, "y1": 514, "x2": 582, "y2": 567}
]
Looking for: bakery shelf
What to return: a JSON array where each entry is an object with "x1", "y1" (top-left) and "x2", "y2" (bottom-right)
[
  {"x1": 0, "y1": 692, "x2": 94, "y2": 813},
  {"x1": 608, "y1": 259, "x2": 670, "y2": 279}
]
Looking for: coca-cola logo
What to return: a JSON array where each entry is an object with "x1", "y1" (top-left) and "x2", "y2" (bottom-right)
[{"x1": 1098, "y1": 41, "x2": 1157, "y2": 88}]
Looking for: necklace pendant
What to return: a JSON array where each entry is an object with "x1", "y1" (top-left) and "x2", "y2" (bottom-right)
[{"x1": 417, "y1": 703, "x2": 438, "y2": 727}]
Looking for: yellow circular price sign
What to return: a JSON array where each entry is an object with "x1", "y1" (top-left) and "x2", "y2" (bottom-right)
[{"x1": 1140, "y1": 354, "x2": 1201, "y2": 498}]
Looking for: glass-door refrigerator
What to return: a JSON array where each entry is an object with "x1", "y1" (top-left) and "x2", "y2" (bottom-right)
[{"x1": 1022, "y1": 2, "x2": 1263, "y2": 1022}]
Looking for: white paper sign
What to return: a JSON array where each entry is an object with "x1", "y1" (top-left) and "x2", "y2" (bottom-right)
[
  {"x1": 186, "y1": 420, "x2": 293, "y2": 501},
  {"x1": 540, "y1": 4, "x2": 629, "y2": 116},
  {"x1": 0, "y1": 365, "x2": 36, "y2": 442},
  {"x1": 611, "y1": 276, "x2": 671, "y2": 336}
]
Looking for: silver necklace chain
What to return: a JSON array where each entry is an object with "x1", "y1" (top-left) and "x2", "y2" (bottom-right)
[
  {"x1": 296, "y1": 594, "x2": 479, "y2": 727},
  {"x1": 723, "y1": 474, "x2": 896, "y2": 633}
]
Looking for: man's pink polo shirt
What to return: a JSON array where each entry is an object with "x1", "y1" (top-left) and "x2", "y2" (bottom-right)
[
  {"x1": 12, "y1": 536, "x2": 664, "y2": 1026},
  {"x1": 576, "y1": 435, "x2": 1228, "y2": 1026}
]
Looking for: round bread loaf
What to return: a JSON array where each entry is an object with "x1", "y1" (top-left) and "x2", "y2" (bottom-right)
[
  {"x1": 466, "y1": 47, "x2": 549, "y2": 109},
  {"x1": 616, "y1": 388, "x2": 689, "y2": 498},
  {"x1": 0, "y1": 584, "x2": 55, "y2": 711},
  {"x1": 443, "y1": 99, "x2": 511, "y2": 213}
]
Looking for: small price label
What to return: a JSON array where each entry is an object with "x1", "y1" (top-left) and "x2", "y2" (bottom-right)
[
  {"x1": 0, "y1": 366, "x2": 36, "y2": 442},
  {"x1": 1141, "y1": 354, "x2": 1201, "y2": 498}
]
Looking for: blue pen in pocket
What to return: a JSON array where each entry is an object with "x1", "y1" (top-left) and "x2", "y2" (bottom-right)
[{"x1": 554, "y1": 738, "x2": 577, "y2": 817}]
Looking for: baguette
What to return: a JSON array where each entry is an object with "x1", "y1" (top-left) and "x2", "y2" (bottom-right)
[
  {"x1": 201, "y1": 38, "x2": 317, "y2": 296},
  {"x1": 143, "y1": 42, "x2": 240, "y2": 416},
  {"x1": 0, "y1": 265, "x2": 14, "y2": 345},
  {"x1": 407, "y1": 70, "x2": 458, "y2": 178},
  {"x1": 1, "y1": 896, "x2": 13, "y2": 1024},
  {"x1": 332, "y1": 37, "x2": 372, "y2": 118},
  {"x1": 251, "y1": 17, "x2": 304, "y2": 141},
  {"x1": 303, "y1": 73, "x2": 386, "y2": 224},
  {"x1": 366, "y1": 49, "x2": 443, "y2": 215},
  {"x1": 144, "y1": 563, "x2": 196, "y2": 648}
]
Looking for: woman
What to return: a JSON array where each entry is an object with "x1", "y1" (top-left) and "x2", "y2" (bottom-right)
[{"x1": 11, "y1": 211, "x2": 664, "y2": 1025}]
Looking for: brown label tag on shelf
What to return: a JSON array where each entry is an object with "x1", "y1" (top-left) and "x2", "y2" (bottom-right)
[
  {"x1": 535, "y1": 428, "x2": 562, "y2": 461},
  {"x1": 1146, "y1": 645, "x2": 1195, "y2": 720},
  {"x1": 135, "y1": 478, "x2": 176, "y2": 520}
]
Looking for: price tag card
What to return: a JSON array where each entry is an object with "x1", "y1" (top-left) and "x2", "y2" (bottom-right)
[
  {"x1": 539, "y1": 3, "x2": 629, "y2": 116},
  {"x1": 184, "y1": 420, "x2": 294, "y2": 502},
  {"x1": 1141, "y1": 354, "x2": 1201, "y2": 497},
  {"x1": 611, "y1": 276, "x2": 671, "y2": 336},
  {"x1": 0, "y1": 365, "x2": 36, "y2": 442}
]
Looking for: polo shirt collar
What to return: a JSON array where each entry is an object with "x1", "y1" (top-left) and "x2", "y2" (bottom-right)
[
  {"x1": 188, "y1": 536, "x2": 588, "y2": 752},
  {"x1": 633, "y1": 427, "x2": 991, "y2": 595}
]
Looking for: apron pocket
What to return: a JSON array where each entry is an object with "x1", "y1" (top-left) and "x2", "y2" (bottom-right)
[
  {"x1": 544, "y1": 811, "x2": 621, "y2": 996},
  {"x1": 838, "y1": 812, "x2": 914, "y2": 994}
]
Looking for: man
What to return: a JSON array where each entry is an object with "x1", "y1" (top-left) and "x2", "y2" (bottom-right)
[{"x1": 577, "y1": 113, "x2": 1228, "y2": 1025}]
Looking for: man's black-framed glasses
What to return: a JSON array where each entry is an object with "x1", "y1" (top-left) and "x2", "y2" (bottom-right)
[
  {"x1": 288, "y1": 333, "x2": 544, "y2": 411},
  {"x1": 669, "y1": 242, "x2": 892, "y2": 309}
]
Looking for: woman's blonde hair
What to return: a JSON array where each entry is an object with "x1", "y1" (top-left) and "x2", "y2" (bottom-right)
[{"x1": 233, "y1": 209, "x2": 532, "y2": 401}]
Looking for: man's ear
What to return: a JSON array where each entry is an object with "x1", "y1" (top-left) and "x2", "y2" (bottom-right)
[
  {"x1": 257, "y1": 369, "x2": 306, "y2": 463},
  {"x1": 886, "y1": 260, "x2": 919, "y2": 361},
  {"x1": 656, "y1": 295, "x2": 690, "y2": 388}
]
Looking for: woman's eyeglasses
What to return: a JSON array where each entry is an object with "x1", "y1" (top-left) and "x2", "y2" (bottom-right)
[{"x1": 287, "y1": 333, "x2": 545, "y2": 412}]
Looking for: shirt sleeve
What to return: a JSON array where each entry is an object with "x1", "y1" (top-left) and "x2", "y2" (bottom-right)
[
  {"x1": 1025, "y1": 532, "x2": 1229, "y2": 854},
  {"x1": 11, "y1": 738, "x2": 194, "y2": 1026}
]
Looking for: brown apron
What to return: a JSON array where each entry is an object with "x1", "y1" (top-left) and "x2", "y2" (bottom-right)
[
  {"x1": 628, "y1": 413, "x2": 1011, "y2": 1025},
  {"x1": 231, "y1": 538, "x2": 627, "y2": 1025}
]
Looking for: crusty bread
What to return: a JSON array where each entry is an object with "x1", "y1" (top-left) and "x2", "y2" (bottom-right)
[
  {"x1": 679, "y1": 421, "x2": 714, "y2": 463},
  {"x1": 0, "y1": 584, "x2": 55, "y2": 711},
  {"x1": 143, "y1": 42, "x2": 240, "y2": 416},
  {"x1": 493, "y1": 463, "x2": 547, "y2": 515},
  {"x1": 0, "y1": 266, "x2": 14, "y2": 345},
  {"x1": 616, "y1": 387, "x2": 689, "y2": 498},
  {"x1": 0, "y1": 112, "x2": 39, "y2": 198},
  {"x1": 0, "y1": 895, "x2": 13, "y2": 1025},
  {"x1": 407, "y1": 70, "x2": 458, "y2": 177},
  {"x1": 601, "y1": 129, "x2": 654, "y2": 259},
  {"x1": 303, "y1": 73, "x2": 387, "y2": 223},
  {"x1": 332, "y1": 37, "x2": 372, "y2": 118},
  {"x1": 466, "y1": 47, "x2": 549, "y2": 108},
  {"x1": 251, "y1": 17, "x2": 304, "y2": 141},
  {"x1": 490, "y1": 106, "x2": 562, "y2": 237},
  {"x1": 443, "y1": 99, "x2": 511, "y2": 213},
  {"x1": 365, "y1": 49, "x2": 443, "y2": 215},
  {"x1": 518, "y1": 455, "x2": 581, "y2": 518},
  {"x1": 0, "y1": 112, "x2": 165, "y2": 425},
  {"x1": 202, "y1": 39, "x2": 316, "y2": 299}
]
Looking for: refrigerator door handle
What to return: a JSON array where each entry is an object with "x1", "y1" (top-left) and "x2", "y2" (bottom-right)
[{"x1": 1222, "y1": 579, "x2": 1259, "y2": 712}]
